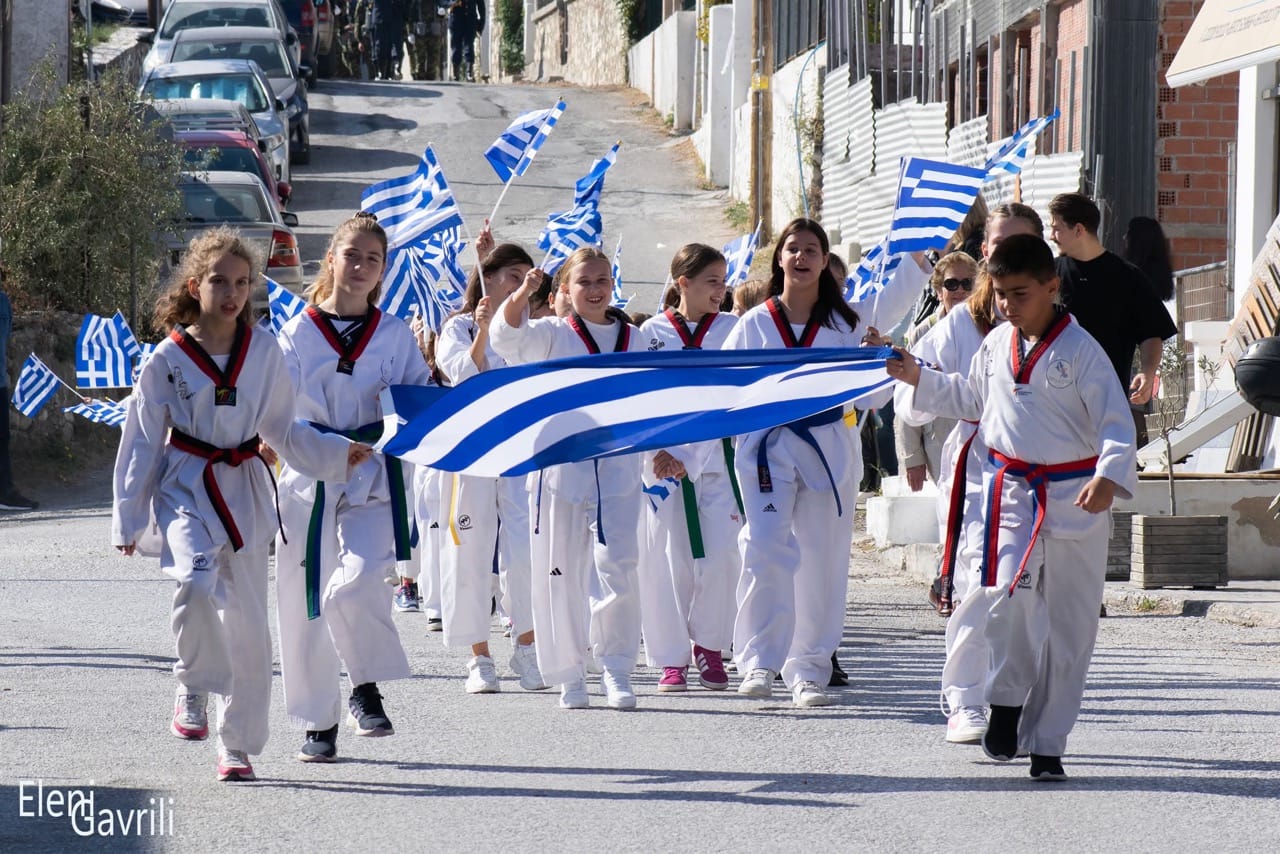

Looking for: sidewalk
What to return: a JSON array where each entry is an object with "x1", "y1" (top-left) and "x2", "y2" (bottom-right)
[{"x1": 854, "y1": 530, "x2": 1280, "y2": 630}]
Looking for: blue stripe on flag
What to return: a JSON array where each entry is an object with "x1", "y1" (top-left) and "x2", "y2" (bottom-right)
[
  {"x1": 484, "y1": 100, "x2": 567, "y2": 183},
  {"x1": 984, "y1": 110, "x2": 1060, "y2": 179},
  {"x1": 361, "y1": 146, "x2": 464, "y2": 250},
  {"x1": 885, "y1": 157, "x2": 986, "y2": 256},
  {"x1": 267, "y1": 278, "x2": 306, "y2": 335},
  {"x1": 12, "y1": 354, "x2": 60, "y2": 417},
  {"x1": 76, "y1": 312, "x2": 141, "y2": 388},
  {"x1": 574, "y1": 142, "x2": 620, "y2": 208}
]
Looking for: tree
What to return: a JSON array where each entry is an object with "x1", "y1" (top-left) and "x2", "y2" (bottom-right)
[{"x1": 0, "y1": 62, "x2": 185, "y2": 325}]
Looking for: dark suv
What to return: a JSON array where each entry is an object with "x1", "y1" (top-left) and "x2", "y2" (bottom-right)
[{"x1": 277, "y1": 0, "x2": 319, "y2": 85}]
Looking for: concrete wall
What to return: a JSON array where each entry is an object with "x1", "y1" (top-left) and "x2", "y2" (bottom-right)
[
  {"x1": 9, "y1": 0, "x2": 68, "y2": 93},
  {"x1": 626, "y1": 10, "x2": 695, "y2": 130},
  {"x1": 528, "y1": 0, "x2": 627, "y2": 87}
]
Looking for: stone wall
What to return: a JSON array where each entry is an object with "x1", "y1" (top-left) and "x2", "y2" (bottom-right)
[
  {"x1": 527, "y1": 0, "x2": 627, "y2": 86},
  {"x1": 92, "y1": 26, "x2": 151, "y2": 89}
]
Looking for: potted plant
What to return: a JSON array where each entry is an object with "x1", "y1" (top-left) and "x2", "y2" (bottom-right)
[{"x1": 1129, "y1": 339, "x2": 1228, "y2": 589}]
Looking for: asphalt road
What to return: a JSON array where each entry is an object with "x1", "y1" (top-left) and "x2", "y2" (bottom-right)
[{"x1": 2, "y1": 80, "x2": 1279, "y2": 852}]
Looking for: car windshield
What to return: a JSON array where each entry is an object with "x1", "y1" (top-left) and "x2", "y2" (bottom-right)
[
  {"x1": 173, "y1": 40, "x2": 291, "y2": 77},
  {"x1": 181, "y1": 183, "x2": 272, "y2": 224},
  {"x1": 159, "y1": 4, "x2": 275, "y2": 38},
  {"x1": 144, "y1": 74, "x2": 270, "y2": 113},
  {"x1": 182, "y1": 147, "x2": 269, "y2": 185}
]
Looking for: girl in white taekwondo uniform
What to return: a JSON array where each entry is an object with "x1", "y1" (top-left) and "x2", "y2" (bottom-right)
[
  {"x1": 274, "y1": 212, "x2": 432, "y2": 763},
  {"x1": 888, "y1": 234, "x2": 1136, "y2": 781},
  {"x1": 893, "y1": 203, "x2": 1046, "y2": 747},
  {"x1": 725, "y1": 218, "x2": 891, "y2": 709},
  {"x1": 490, "y1": 247, "x2": 647, "y2": 711},
  {"x1": 113, "y1": 228, "x2": 366, "y2": 782},
  {"x1": 636, "y1": 244, "x2": 741, "y2": 693},
  {"x1": 435, "y1": 241, "x2": 548, "y2": 694}
]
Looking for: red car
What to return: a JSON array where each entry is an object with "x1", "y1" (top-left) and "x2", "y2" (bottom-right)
[{"x1": 175, "y1": 128, "x2": 292, "y2": 210}]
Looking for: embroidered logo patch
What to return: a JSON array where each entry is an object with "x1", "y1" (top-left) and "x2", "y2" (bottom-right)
[
  {"x1": 192, "y1": 554, "x2": 210, "y2": 571},
  {"x1": 1046, "y1": 358, "x2": 1073, "y2": 389},
  {"x1": 457, "y1": 514, "x2": 472, "y2": 530}
]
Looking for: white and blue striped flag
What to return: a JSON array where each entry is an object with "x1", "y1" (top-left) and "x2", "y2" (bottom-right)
[
  {"x1": 11, "y1": 354, "x2": 61, "y2": 417},
  {"x1": 483, "y1": 99, "x2": 567, "y2": 183},
  {"x1": 76, "y1": 311, "x2": 141, "y2": 389},
  {"x1": 609, "y1": 236, "x2": 628, "y2": 310},
  {"x1": 574, "y1": 141, "x2": 620, "y2": 208},
  {"x1": 539, "y1": 205, "x2": 604, "y2": 276},
  {"x1": 64, "y1": 397, "x2": 128, "y2": 428},
  {"x1": 885, "y1": 157, "x2": 987, "y2": 257},
  {"x1": 131, "y1": 342, "x2": 158, "y2": 385},
  {"x1": 845, "y1": 238, "x2": 903, "y2": 302},
  {"x1": 723, "y1": 222, "x2": 761, "y2": 291},
  {"x1": 266, "y1": 277, "x2": 306, "y2": 335},
  {"x1": 984, "y1": 109, "x2": 1060, "y2": 179},
  {"x1": 380, "y1": 230, "x2": 467, "y2": 331},
  {"x1": 375, "y1": 347, "x2": 894, "y2": 477},
  {"x1": 361, "y1": 146, "x2": 465, "y2": 250}
]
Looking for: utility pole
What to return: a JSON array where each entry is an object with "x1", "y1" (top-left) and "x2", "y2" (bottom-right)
[{"x1": 749, "y1": 0, "x2": 773, "y2": 242}]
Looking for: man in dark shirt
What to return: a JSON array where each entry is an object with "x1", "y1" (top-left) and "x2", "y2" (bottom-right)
[{"x1": 1048, "y1": 193, "x2": 1177, "y2": 445}]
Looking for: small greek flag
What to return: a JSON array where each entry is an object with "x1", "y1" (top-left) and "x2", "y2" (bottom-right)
[
  {"x1": 64, "y1": 397, "x2": 128, "y2": 428},
  {"x1": 722, "y1": 223, "x2": 761, "y2": 291},
  {"x1": 609, "y1": 236, "x2": 628, "y2": 310},
  {"x1": 483, "y1": 99, "x2": 567, "y2": 183},
  {"x1": 984, "y1": 109, "x2": 1060, "y2": 179},
  {"x1": 574, "y1": 141, "x2": 620, "y2": 208},
  {"x1": 539, "y1": 205, "x2": 604, "y2": 276},
  {"x1": 76, "y1": 311, "x2": 141, "y2": 389},
  {"x1": 885, "y1": 157, "x2": 987, "y2": 256},
  {"x1": 380, "y1": 230, "x2": 467, "y2": 332},
  {"x1": 361, "y1": 146, "x2": 465, "y2": 250},
  {"x1": 845, "y1": 238, "x2": 903, "y2": 303},
  {"x1": 267, "y1": 277, "x2": 306, "y2": 335},
  {"x1": 11, "y1": 354, "x2": 60, "y2": 417}
]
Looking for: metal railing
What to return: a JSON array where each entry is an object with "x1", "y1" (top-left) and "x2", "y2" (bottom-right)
[{"x1": 1174, "y1": 260, "x2": 1232, "y2": 329}]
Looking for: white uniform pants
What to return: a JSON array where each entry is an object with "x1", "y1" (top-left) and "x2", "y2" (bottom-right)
[
  {"x1": 733, "y1": 468, "x2": 856, "y2": 688},
  {"x1": 530, "y1": 487, "x2": 642, "y2": 686},
  {"x1": 276, "y1": 490, "x2": 411, "y2": 730},
  {"x1": 413, "y1": 466, "x2": 447, "y2": 618},
  {"x1": 440, "y1": 473, "x2": 533, "y2": 647},
  {"x1": 639, "y1": 472, "x2": 741, "y2": 667},
  {"x1": 164, "y1": 515, "x2": 272, "y2": 755},
  {"x1": 980, "y1": 526, "x2": 1108, "y2": 756},
  {"x1": 940, "y1": 436, "x2": 990, "y2": 711}
]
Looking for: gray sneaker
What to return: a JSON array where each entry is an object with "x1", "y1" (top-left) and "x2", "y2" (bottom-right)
[{"x1": 170, "y1": 689, "x2": 209, "y2": 740}]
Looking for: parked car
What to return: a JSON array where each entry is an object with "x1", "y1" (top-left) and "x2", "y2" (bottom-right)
[
  {"x1": 175, "y1": 128, "x2": 292, "y2": 210},
  {"x1": 163, "y1": 27, "x2": 310, "y2": 164},
  {"x1": 168, "y1": 171, "x2": 303, "y2": 310},
  {"x1": 153, "y1": 97, "x2": 265, "y2": 149},
  {"x1": 139, "y1": 59, "x2": 292, "y2": 183},
  {"x1": 140, "y1": 0, "x2": 299, "y2": 74},
  {"x1": 276, "y1": 1, "x2": 318, "y2": 85},
  {"x1": 312, "y1": 0, "x2": 337, "y2": 78},
  {"x1": 112, "y1": 0, "x2": 152, "y2": 25}
]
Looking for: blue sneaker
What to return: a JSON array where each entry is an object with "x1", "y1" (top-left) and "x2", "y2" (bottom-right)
[{"x1": 393, "y1": 581, "x2": 420, "y2": 613}]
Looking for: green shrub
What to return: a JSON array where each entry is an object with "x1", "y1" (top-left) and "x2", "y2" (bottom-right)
[{"x1": 496, "y1": 0, "x2": 525, "y2": 76}]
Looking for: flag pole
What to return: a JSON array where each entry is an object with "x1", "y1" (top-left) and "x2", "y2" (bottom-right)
[{"x1": 487, "y1": 95, "x2": 563, "y2": 227}]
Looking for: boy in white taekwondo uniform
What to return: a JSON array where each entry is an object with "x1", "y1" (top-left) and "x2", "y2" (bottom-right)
[
  {"x1": 638, "y1": 277, "x2": 741, "y2": 692},
  {"x1": 490, "y1": 250, "x2": 647, "y2": 711},
  {"x1": 274, "y1": 262, "x2": 433, "y2": 761},
  {"x1": 887, "y1": 234, "x2": 1136, "y2": 781}
]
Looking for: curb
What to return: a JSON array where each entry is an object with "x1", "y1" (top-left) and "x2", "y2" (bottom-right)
[{"x1": 1103, "y1": 588, "x2": 1280, "y2": 629}]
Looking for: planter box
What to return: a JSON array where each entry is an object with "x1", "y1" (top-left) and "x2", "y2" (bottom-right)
[
  {"x1": 1107, "y1": 510, "x2": 1134, "y2": 581},
  {"x1": 1130, "y1": 514, "x2": 1229, "y2": 589}
]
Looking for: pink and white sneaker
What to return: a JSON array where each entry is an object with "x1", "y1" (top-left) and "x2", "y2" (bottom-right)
[
  {"x1": 170, "y1": 690, "x2": 209, "y2": 740},
  {"x1": 216, "y1": 749, "x2": 256, "y2": 782},
  {"x1": 657, "y1": 666, "x2": 688, "y2": 692},
  {"x1": 693, "y1": 645, "x2": 729, "y2": 690}
]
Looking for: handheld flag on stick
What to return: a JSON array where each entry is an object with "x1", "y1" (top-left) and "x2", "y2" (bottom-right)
[
  {"x1": 884, "y1": 156, "x2": 987, "y2": 256},
  {"x1": 266, "y1": 277, "x2": 306, "y2": 335},
  {"x1": 380, "y1": 230, "x2": 468, "y2": 332},
  {"x1": 539, "y1": 206, "x2": 604, "y2": 276},
  {"x1": 574, "y1": 141, "x2": 621, "y2": 208},
  {"x1": 984, "y1": 109, "x2": 1060, "y2": 179},
  {"x1": 64, "y1": 397, "x2": 128, "y2": 428},
  {"x1": 486, "y1": 99, "x2": 567, "y2": 224},
  {"x1": 76, "y1": 311, "x2": 142, "y2": 389},
  {"x1": 361, "y1": 146, "x2": 465, "y2": 251},
  {"x1": 12, "y1": 354, "x2": 64, "y2": 417},
  {"x1": 722, "y1": 221, "x2": 761, "y2": 291},
  {"x1": 845, "y1": 238, "x2": 904, "y2": 303},
  {"x1": 609, "y1": 236, "x2": 628, "y2": 310}
]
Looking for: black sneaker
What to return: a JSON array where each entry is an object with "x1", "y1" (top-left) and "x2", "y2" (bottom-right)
[
  {"x1": 828, "y1": 652, "x2": 849, "y2": 687},
  {"x1": 297, "y1": 725, "x2": 339, "y2": 762},
  {"x1": 0, "y1": 490, "x2": 38, "y2": 511},
  {"x1": 982, "y1": 704, "x2": 1023, "y2": 762},
  {"x1": 426, "y1": 616, "x2": 443, "y2": 632},
  {"x1": 1029, "y1": 753, "x2": 1067, "y2": 781},
  {"x1": 348, "y1": 682, "x2": 394, "y2": 737}
]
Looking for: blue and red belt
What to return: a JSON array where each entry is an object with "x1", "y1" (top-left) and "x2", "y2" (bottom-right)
[
  {"x1": 756, "y1": 406, "x2": 846, "y2": 515},
  {"x1": 980, "y1": 449, "x2": 1098, "y2": 595},
  {"x1": 304, "y1": 421, "x2": 411, "y2": 620},
  {"x1": 168, "y1": 430, "x2": 280, "y2": 552}
]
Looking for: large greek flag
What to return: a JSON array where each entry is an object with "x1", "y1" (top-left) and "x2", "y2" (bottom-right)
[
  {"x1": 985, "y1": 109, "x2": 1060, "y2": 179},
  {"x1": 885, "y1": 157, "x2": 987, "y2": 256},
  {"x1": 483, "y1": 100, "x2": 566, "y2": 183},
  {"x1": 361, "y1": 146, "x2": 464, "y2": 250},
  {"x1": 76, "y1": 311, "x2": 141, "y2": 389},
  {"x1": 11, "y1": 354, "x2": 60, "y2": 417},
  {"x1": 377, "y1": 347, "x2": 893, "y2": 477}
]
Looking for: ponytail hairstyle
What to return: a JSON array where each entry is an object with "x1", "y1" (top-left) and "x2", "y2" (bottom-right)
[
  {"x1": 666, "y1": 242, "x2": 726, "y2": 311},
  {"x1": 768, "y1": 218, "x2": 860, "y2": 331},
  {"x1": 970, "y1": 203, "x2": 1044, "y2": 335},
  {"x1": 305, "y1": 211, "x2": 387, "y2": 308},
  {"x1": 554, "y1": 246, "x2": 630, "y2": 324},
  {"x1": 458, "y1": 242, "x2": 535, "y2": 316},
  {"x1": 154, "y1": 226, "x2": 259, "y2": 331}
]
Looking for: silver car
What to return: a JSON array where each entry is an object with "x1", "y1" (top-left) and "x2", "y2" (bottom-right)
[
  {"x1": 140, "y1": 59, "x2": 291, "y2": 183},
  {"x1": 141, "y1": 0, "x2": 299, "y2": 73},
  {"x1": 169, "y1": 171, "x2": 304, "y2": 310}
]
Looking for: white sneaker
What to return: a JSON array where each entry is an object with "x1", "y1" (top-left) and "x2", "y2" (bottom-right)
[
  {"x1": 946, "y1": 705, "x2": 988, "y2": 744},
  {"x1": 738, "y1": 667, "x2": 776, "y2": 698},
  {"x1": 792, "y1": 680, "x2": 832, "y2": 708},
  {"x1": 559, "y1": 678, "x2": 589, "y2": 709},
  {"x1": 509, "y1": 643, "x2": 548, "y2": 691},
  {"x1": 465, "y1": 655, "x2": 500, "y2": 694},
  {"x1": 585, "y1": 649, "x2": 604, "y2": 675},
  {"x1": 601, "y1": 668, "x2": 637, "y2": 710}
]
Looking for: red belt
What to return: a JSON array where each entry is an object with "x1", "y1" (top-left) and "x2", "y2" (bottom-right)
[
  {"x1": 980, "y1": 449, "x2": 1097, "y2": 596},
  {"x1": 169, "y1": 430, "x2": 281, "y2": 552},
  {"x1": 937, "y1": 421, "x2": 980, "y2": 610}
]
